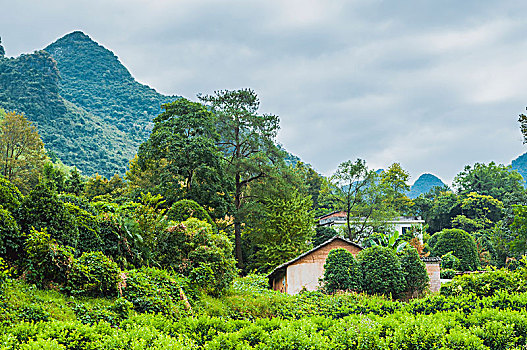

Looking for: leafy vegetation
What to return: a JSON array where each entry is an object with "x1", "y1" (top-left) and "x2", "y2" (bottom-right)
[{"x1": 5, "y1": 30, "x2": 527, "y2": 347}]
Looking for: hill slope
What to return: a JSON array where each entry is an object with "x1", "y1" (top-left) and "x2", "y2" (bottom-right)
[
  {"x1": 511, "y1": 152, "x2": 527, "y2": 187},
  {"x1": 0, "y1": 31, "x2": 178, "y2": 178},
  {"x1": 0, "y1": 50, "x2": 134, "y2": 176},
  {"x1": 44, "y1": 31, "x2": 177, "y2": 144},
  {"x1": 408, "y1": 173, "x2": 446, "y2": 198}
]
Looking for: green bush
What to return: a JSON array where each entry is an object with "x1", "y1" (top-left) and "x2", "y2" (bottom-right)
[
  {"x1": 64, "y1": 202, "x2": 103, "y2": 256},
  {"x1": 166, "y1": 199, "x2": 214, "y2": 226},
  {"x1": 440, "y1": 251, "x2": 461, "y2": 270},
  {"x1": 66, "y1": 251, "x2": 120, "y2": 297},
  {"x1": 17, "y1": 182, "x2": 78, "y2": 247},
  {"x1": 440, "y1": 268, "x2": 457, "y2": 279},
  {"x1": 440, "y1": 269, "x2": 527, "y2": 297},
  {"x1": 431, "y1": 228, "x2": 480, "y2": 271},
  {"x1": 0, "y1": 206, "x2": 21, "y2": 261},
  {"x1": 121, "y1": 267, "x2": 191, "y2": 317},
  {"x1": 24, "y1": 228, "x2": 74, "y2": 287},
  {"x1": 156, "y1": 218, "x2": 237, "y2": 296},
  {"x1": 0, "y1": 176, "x2": 22, "y2": 213},
  {"x1": 321, "y1": 248, "x2": 361, "y2": 293},
  {"x1": 399, "y1": 246, "x2": 429, "y2": 298},
  {"x1": 357, "y1": 246, "x2": 405, "y2": 298},
  {"x1": 313, "y1": 226, "x2": 338, "y2": 247}
]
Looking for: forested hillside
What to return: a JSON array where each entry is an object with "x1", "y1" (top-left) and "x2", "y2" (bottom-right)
[
  {"x1": 0, "y1": 31, "x2": 177, "y2": 178},
  {"x1": 408, "y1": 173, "x2": 446, "y2": 198},
  {"x1": 512, "y1": 152, "x2": 527, "y2": 187},
  {"x1": 44, "y1": 31, "x2": 177, "y2": 147}
]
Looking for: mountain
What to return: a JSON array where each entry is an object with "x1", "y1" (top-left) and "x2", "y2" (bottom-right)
[
  {"x1": 0, "y1": 31, "x2": 177, "y2": 178},
  {"x1": 408, "y1": 173, "x2": 446, "y2": 198},
  {"x1": 511, "y1": 152, "x2": 527, "y2": 187}
]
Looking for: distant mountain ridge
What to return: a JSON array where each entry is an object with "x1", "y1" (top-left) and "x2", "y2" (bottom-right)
[
  {"x1": 408, "y1": 173, "x2": 446, "y2": 198},
  {"x1": 0, "y1": 31, "x2": 178, "y2": 177},
  {"x1": 511, "y1": 152, "x2": 527, "y2": 187}
]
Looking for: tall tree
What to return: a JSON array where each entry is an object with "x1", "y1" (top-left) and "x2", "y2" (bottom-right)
[
  {"x1": 0, "y1": 111, "x2": 46, "y2": 193},
  {"x1": 331, "y1": 159, "x2": 379, "y2": 240},
  {"x1": 136, "y1": 98, "x2": 232, "y2": 219},
  {"x1": 199, "y1": 89, "x2": 281, "y2": 268},
  {"x1": 380, "y1": 163, "x2": 413, "y2": 214},
  {"x1": 453, "y1": 162, "x2": 526, "y2": 207}
]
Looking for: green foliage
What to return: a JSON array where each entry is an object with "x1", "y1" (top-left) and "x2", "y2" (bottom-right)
[
  {"x1": 452, "y1": 192, "x2": 503, "y2": 233},
  {"x1": 399, "y1": 246, "x2": 429, "y2": 298},
  {"x1": 17, "y1": 182, "x2": 78, "y2": 247},
  {"x1": 24, "y1": 228, "x2": 74, "y2": 287},
  {"x1": 321, "y1": 248, "x2": 361, "y2": 293},
  {"x1": 426, "y1": 190, "x2": 461, "y2": 233},
  {"x1": 440, "y1": 269, "x2": 457, "y2": 279},
  {"x1": 379, "y1": 162, "x2": 413, "y2": 214},
  {"x1": 0, "y1": 206, "x2": 20, "y2": 261},
  {"x1": 121, "y1": 267, "x2": 191, "y2": 317},
  {"x1": 246, "y1": 190, "x2": 314, "y2": 273},
  {"x1": 0, "y1": 111, "x2": 46, "y2": 193},
  {"x1": 156, "y1": 218, "x2": 237, "y2": 296},
  {"x1": 0, "y1": 176, "x2": 23, "y2": 213},
  {"x1": 357, "y1": 246, "x2": 405, "y2": 298},
  {"x1": 367, "y1": 230, "x2": 407, "y2": 252},
  {"x1": 166, "y1": 199, "x2": 214, "y2": 226},
  {"x1": 63, "y1": 202, "x2": 102, "y2": 255},
  {"x1": 453, "y1": 161, "x2": 526, "y2": 207},
  {"x1": 136, "y1": 98, "x2": 232, "y2": 218},
  {"x1": 44, "y1": 31, "x2": 177, "y2": 177},
  {"x1": 313, "y1": 226, "x2": 338, "y2": 247},
  {"x1": 511, "y1": 204, "x2": 527, "y2": 255},
  {"x1": 441, "y1": 251, "x2": 461, "y2": 270},
  {"x1": 66, "y1": 251, "x2": 120, "y2": 297},
  {"x1": 431, "y1": 228, "x2": 480, "y2": 271},
  {"x1": 199, "y1": 88, "x2": 283, "y2": 268},
  {"x1": 440, "y1": 268, "x2": 527, "y2": 297}
]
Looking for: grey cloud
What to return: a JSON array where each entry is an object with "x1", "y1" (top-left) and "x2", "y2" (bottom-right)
[{"x1": 1, "y1": 0, "x2": 527, "y2": 185}]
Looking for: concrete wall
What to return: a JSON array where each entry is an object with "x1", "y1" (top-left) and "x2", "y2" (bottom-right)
[
  {"x1": 284, "y1": 240, "x2": 362, "y2": 295},
  {"x1": 425, "y1": 262, "x2": 441, "y2": 292}
]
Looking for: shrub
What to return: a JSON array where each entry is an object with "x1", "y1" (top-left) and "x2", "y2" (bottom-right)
[
  {"x1": 440, "y1": 269, "x2": 457, "y2": 279},
  {"x1": 0, "y1": 256, "x2": 9, "y2": 293},
  {"x1": 0, "y1": 207, "x2": 21, "y2": 261},
  {"x1": 24, "y1": 228, "x2": 74, "y2": 287},
  {"x1": 440, "y1": 268, "x2": 527, "y2": 297},
  {"x1": 440, "y1": 251, "x2": 461, "y2": 270},
  {"x1": 0, "y1": 176, "x2": 23, "y2": 213},
  {"x1": 63, "y1": 203, "x2": 102, "y2": 256},
  {"x1": 156, "y1": 218, "x2": 237, "y2": 296},
  {"x1": 313, "y1": 227, "x2": 338, "y2": 247},
  {"x1": 321, "y1": 248, "x2": 361, "y2": 293},
  {"x1": 399, "y1": 246, "x2": 429, "y2": 298},
  {"x1": 166, "y1": 199, "x2": 214, "y2": 226},
  {"x1": 66, "y1": 251, "x2": 120, "y2": 297},
  {"x1": 121, "y1": 267, "x2": 190, "y2": 317},
  {"x1": 17, "y1": 182, "x2": 78, "y2": 247},
  {"x1": 357, "y1": 246, "x2": 405, "y2": 298},
  {"x1": 431, "y1": 229, "x2": 480, "y2": 271}
]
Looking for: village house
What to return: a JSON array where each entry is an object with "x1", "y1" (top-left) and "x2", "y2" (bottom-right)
[
  {"x1": 318, "y1": 211, "x2": 425, "y2": 238},
  {"x1": 268, "y1": 236, "x2": 441, "y2": 295}
]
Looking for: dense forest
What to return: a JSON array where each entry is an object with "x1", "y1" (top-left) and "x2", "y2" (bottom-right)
[{"x1": 3, "y1": 32, "x2": 527, "y2": 348}]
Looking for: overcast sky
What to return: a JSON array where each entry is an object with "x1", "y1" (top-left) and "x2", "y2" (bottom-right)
[{"x1": 2, "y1": 0, "x2": 527, "y2": 184}]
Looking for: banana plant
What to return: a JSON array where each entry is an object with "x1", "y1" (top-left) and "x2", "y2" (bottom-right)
[{"x1": 370, "y1": 230, "x2": 407, "y2": 253}]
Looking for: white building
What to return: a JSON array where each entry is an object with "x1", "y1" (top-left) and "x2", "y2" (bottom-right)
[{"x1": 317, "y1": 211, "x2": 425, "y2": 238}]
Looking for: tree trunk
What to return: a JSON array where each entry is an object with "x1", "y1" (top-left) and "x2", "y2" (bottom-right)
[{"x1": 234, "y1": 173, "x2": 244, "y2": 270}]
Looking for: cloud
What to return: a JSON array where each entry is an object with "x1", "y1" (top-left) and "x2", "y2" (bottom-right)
[{"x1": 1, "y1": 0, "x2": 527, "y2": 184}]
